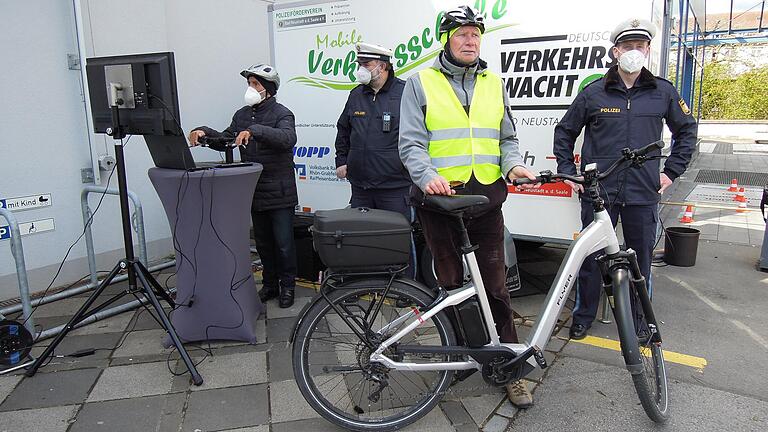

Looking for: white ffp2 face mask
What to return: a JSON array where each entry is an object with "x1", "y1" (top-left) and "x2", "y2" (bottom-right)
[
  {"x1": 354, "y1": 64, "x2": 381, "y2": 85},
  {"x1": 618, "y1": 49, "x2": 646, "y2": 74},
  {"x1": 244, "y1": 86, "x2": 265, "y2": 106}
]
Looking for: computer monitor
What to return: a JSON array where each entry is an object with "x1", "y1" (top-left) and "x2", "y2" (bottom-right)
[{"x1": 86, "y1": 52, "x2": 182, "y2": 136}]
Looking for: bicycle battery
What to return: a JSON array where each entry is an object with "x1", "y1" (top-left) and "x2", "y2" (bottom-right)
[{"x1": 456, "y1": 298, "x2": 490, "y2": 348}]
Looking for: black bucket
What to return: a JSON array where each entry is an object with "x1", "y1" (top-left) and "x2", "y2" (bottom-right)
[{"x1": 663, "y1": 227, "x2": 700, "y2": 267}]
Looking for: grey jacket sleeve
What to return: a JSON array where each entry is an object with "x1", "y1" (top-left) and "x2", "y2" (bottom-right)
[
  {"x1": 398, "y1": 75, "x2": 438, "y2": 192},
  {"x1": 499, "y1": 85, "x2": 526, "y2": 177}
]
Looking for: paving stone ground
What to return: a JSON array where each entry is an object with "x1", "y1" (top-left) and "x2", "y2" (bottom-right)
[{"x1": 2, "y1": 139, "x2": 764, "y2": 431}]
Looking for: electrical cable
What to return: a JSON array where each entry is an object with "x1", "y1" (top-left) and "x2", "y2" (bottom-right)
[
  {"x1": 167, "y1": 169, "x2": 197, "y2": 311},
  {"x1": 147, "y1": 96, "x2": 217, "y2": 374},
  {"x1": 150, "y1": 94, "x2": 255, "y2": 375},
  {"x1": 163, "y1": 168, "x2": 252, "y2": 377},
  {"x1": 148, "y1": 94, "x2": 184, "y2": 136},
  {"x1": 201, "y1": 168, "x2": 248, "y2": 351},
  {"x1": 22, "y1": 135, "x2": 132, "y2": 330}
]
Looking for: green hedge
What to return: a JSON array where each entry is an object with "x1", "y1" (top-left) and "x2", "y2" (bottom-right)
[{"x1": 698, "y1": 62, "x2": 768, "y2": 120}]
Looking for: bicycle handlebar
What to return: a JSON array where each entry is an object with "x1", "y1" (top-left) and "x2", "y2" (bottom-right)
[
  {"x1": 198, "y1": 136, "x2": 238, "y2": 148},
  {"x1": 511, "y1": 140, "x2": 665, "y2": 187}
]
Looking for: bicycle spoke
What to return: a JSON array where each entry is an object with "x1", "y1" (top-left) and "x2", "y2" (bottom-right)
[{"x1": 298, "y1": 285, "x2": 453, "y2": 426}]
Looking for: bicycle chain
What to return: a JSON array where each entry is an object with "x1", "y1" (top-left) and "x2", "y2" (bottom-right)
[
  {"x1": 311, "y1": 304, "x2": 572, "y2": 408},
  {"x1": 341, "y1": 375, "x2": 513, "y2": 407}
]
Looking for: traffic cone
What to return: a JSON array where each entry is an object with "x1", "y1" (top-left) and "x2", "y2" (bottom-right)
[
  {"x1": 680, "y1": 205, "x2": 694, "y2": 223},
  {"x1": 728, "y1": 178, "x2": 739, "y2": 192},
  {"x1": 736, "y1": 201, "x2": 748, "y2": 213},
  {"x1": 734, "y1": 187, "x2": 747, "y2": 203}
]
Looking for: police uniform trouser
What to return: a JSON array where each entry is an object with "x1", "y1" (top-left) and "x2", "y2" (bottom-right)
[
  {"x1": 251, "y1": 206, "x2": 297, "y2": 292},
  {"x1": 573, "y1": 202, "x2": 657, "y2": 327},
  {"x1": 350, "y1": 185, "x2": 411, "y2": 218},
  {"x1": 417, "y1": 204, "x2": 518, "y2": 343}
]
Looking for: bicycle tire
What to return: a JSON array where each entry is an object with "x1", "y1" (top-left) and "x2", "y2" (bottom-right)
[
  {"x1": 292, "y1": 278, "x2": 457, "y2": 431},
  {"x1": 612, "y1": 268, "x2": 670, "y2": 423}
]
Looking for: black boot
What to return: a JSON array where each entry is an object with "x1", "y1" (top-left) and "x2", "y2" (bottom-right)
[
  {"x1": 279, "y1": 287, "x2": 295, "y2": 308},
  {"x1": 258, "y1": 286, "x2": 279, "y2": 303}
]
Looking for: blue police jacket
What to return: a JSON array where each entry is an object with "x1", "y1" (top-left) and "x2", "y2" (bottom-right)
[
  {"x1": 334, "y1": 73, "x2": 411, "y2": 190},
  {"x1": 554, "y1": 66, "x2": 697, "y2": 205}
]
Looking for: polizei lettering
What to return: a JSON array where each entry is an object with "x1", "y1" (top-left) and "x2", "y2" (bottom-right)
[{"x1": 556, "y1": 274, "x2": 573, "y2": 306}]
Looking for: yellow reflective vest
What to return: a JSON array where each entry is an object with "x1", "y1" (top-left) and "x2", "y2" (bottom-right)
[{"x1": 419, "y1": 68, "x2": 504, "y2": 185}]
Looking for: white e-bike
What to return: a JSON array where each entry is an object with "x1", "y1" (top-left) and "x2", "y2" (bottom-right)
[{"x1": 291, "y1": 141, "x2": 669, "y2": 431}]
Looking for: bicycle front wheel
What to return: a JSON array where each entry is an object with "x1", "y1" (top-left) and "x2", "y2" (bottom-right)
[
  {"x1": 292, "y1": 278, "x2": 457, "y2": 431},
  {"x1": 612, "y1": 268, "x2": 669, "y2": 423}
]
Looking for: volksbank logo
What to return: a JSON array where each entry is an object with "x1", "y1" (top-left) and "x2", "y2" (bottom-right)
[{"x1": 295, "y1": 164, "x2": 307, "y2": 180}]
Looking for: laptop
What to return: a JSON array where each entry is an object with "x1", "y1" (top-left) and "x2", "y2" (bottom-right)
[{"x1": 145, "y1": 135, "x2": 252, "y2": 170}]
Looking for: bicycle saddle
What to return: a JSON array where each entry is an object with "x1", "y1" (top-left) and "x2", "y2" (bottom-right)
[{"x1": 421, "y1": 194, "x2": 489, "y2": 213}]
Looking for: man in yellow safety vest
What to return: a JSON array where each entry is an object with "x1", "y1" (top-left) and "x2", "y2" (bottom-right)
[{"x1": 398, "y1": 5, "x2": 537, "y2": 408}]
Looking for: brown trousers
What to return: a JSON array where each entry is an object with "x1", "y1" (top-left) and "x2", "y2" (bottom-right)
[{"x1": 417, "y1": 201, "x2": 518, "y2": 343}]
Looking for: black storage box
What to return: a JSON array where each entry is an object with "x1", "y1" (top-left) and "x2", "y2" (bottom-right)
[{"x1": 312, "y1": 207, "x2": 411, "y2": 271}]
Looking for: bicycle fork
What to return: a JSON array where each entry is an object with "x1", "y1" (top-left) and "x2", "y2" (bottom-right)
[{"x1": 598, "y1": 249, "x2": 662, "y2": 375}]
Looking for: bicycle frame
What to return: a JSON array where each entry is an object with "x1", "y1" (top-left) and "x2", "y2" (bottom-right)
[{"x1": 370, "y1": 207, "x2": 621, "y2": 372}]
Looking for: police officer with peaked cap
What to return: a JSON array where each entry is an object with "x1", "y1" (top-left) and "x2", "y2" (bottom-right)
[
  {"x1": 334, "y1": 42, "x2": 412, "y2": 216},
  {"x1": 554, "y1": 17, "x2": 697, "y2": 340}
]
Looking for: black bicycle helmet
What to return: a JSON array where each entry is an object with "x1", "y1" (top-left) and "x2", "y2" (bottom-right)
[{"x1": 439, "y1": 5, "x2": 485, "y2": 41}]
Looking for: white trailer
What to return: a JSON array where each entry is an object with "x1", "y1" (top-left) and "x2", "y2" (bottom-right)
[{"x1": 268, "y1": 0, "x2": 666, "y2": 245}]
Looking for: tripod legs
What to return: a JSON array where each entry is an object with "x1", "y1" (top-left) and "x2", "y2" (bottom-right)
[
  {"x1": 25, "y1": 262, "x2": 123, "y2": 377},
  {"x1": 25, "y1": 260, "x2": 203, "y2": 386},
  {"x1": 133, "y1": 261, "x2": 203, "y2": 385},
  {"x1": 136, "y1": 261, "x2": 175, "y2": 306}
]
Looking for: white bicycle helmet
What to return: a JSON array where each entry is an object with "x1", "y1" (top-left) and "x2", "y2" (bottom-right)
[{"x1": 240, "y1": 63, "x2": 281, "y2": 92}]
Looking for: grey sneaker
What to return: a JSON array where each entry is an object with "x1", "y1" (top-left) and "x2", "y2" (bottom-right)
[{"x1": 506, "y1": 380, "x2": 534, "y2": 408}]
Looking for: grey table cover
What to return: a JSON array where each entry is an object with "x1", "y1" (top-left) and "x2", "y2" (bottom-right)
[{"x1": 149, "y1": 164, "x2": 264, "y2": 344}]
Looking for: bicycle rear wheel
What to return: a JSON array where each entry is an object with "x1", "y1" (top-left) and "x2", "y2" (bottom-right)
[
  {"x1": 612, "y1": 268, "x2": 669, "y2": 423},
  {"x1": 292, "y1": 278, "x2": 457, "y2": 431}
]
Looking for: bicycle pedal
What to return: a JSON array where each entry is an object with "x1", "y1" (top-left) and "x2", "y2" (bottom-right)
[{"x1": 533, "y1": 346, "x2": 547, "y2": 369}]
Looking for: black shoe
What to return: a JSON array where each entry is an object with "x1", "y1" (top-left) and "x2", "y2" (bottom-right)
[
  {"x1": 258, "y1": 287, "x2": 279, "y2": 303},
  {"x1": 569, "y1": 323, "x2": 589, "y2": 340},
  {"x1": 279, "y1": 288, "x2": 295, "y2": 308}
]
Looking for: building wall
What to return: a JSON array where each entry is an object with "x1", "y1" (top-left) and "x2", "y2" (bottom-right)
[
  {"x1": 710, "y1": 43, "x2": 768, "y2": 74},
  {"x1": 0, "y1": 0, "x2": 279, "y2": 301}
]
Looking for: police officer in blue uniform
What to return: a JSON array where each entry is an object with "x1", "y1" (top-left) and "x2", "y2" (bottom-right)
[
  {"x1": 554, "y1": 18, "x2": 698, "y2": 340},
  {"x1": 334, "y1": 42, "x2": 411, "y2": 217}
]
